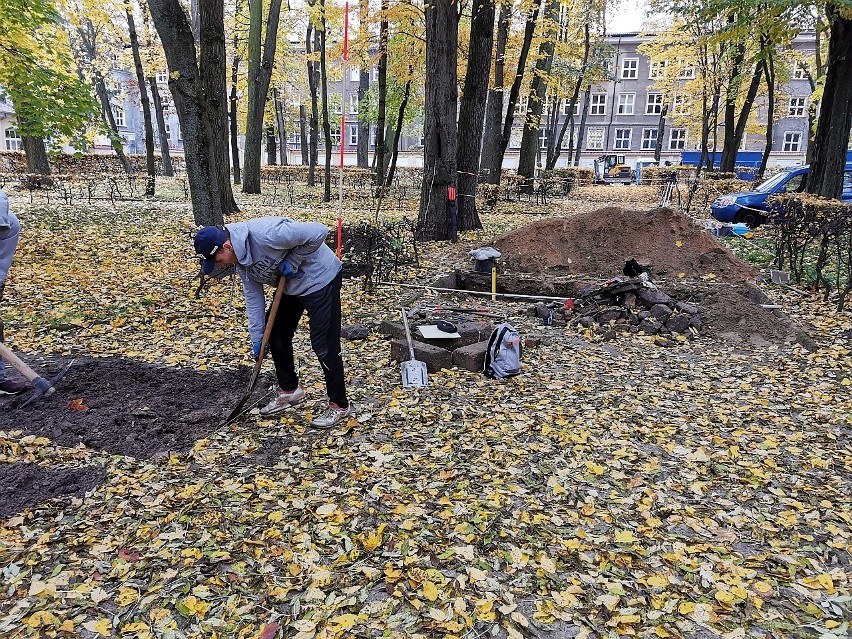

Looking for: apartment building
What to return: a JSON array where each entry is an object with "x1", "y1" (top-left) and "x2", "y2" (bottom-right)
[{"x1": 0, "y1": 32, "x2": 819, "y2": 169}]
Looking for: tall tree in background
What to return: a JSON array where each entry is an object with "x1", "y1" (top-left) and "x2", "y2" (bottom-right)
[
  {"x1": 417, "y1": 0, "x2": 457, "y2": 241},
  {"x1": 374, "y1": 0, "x2": 389, "y2": 189},
  {"x1": 147, "y1": 0, "x2": 223, "y2": 225},
  {"x1": 518, "y1": 0, "x2": 560, "y2": 186},
  {"x1": 1, "y1": 0, "x2": 96, "y2": 174},
  {"x1": 356, "y1": 0, "x2": 370, "y2": 168},
  {"x1": 242, "y1": 0, "x2": 284, "y2": 194},
  {"x1": 127, "y1": 4, "x2": 156, "y2": 195},
  {"x1": 807, "y1": 2, "x2": 852, "y2": 199},
  {"x1": 481, "y1": 0, "x2": 544, "y2": 184},
  {"x1": 229, "y1": 0, "x2": 244, "y2": 184},
  {"x1": 140, "y1": 8, "x2": 174, "y2": 176},
  {"x1": 481, "y1": 0, "x2": 510, "y2": 184},
  {"x1": 319, "y1": 0, "x2": 333, "y2": 202},
  {"x1": 306, "y1": 15, "x2": 320, "y2": 185},
  {"x1": 455, "y1": 0, "x2": 493, "y2": 231}
]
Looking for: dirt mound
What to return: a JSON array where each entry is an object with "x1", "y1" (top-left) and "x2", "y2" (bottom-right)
[
  {"x1": 0, "y1": 464, "x2": 107, "y2": 519},
  {"x1": 0, "y1": 356, "x2": 249, "y2": 459},
  {"x1": 493, "y1": 207, "x2": 757, "y2": 282}
]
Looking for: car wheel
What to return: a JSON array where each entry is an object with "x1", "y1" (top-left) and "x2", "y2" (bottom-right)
[{"x1": 735, "y1": 209, "x2": 763, "y2": 229}]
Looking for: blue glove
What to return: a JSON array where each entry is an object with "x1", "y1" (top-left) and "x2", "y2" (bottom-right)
[
  {"x1": 252, "y1": 341, "x2": 263, "y2": 359},
  {"x1": 277, "y1": 260, "x2": 295, "y2": 278}
]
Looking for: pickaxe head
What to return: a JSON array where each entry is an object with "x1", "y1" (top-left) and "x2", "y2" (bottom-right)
[{"x1": 21, "y1": 360, "x2": 74, "y2": 407}]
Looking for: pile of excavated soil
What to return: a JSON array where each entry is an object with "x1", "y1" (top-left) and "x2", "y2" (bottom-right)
[{"x1": 493, "y1": 207, "x2": 758, "y2": 283}]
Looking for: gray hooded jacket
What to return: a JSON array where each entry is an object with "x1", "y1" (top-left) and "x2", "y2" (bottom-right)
[
  {"x1": 0, "y1": 190, "x2": 20, "y2": 285},
  {"x1": 226, "y1": 217, "x2": 342, "y2": 343}
]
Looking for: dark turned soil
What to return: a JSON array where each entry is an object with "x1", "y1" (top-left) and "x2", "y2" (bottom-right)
[
  {"x1": 0, "y1": 463, "x2": 107, "y2": 519},
  {"x1": 0, "y1": 356, "x2": 250, "y2": 459},
  {"x1": 0, "y1": 356, "x2": 255, "y2": 518}
]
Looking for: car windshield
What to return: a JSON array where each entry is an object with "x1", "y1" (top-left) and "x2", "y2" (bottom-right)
[{"x1": 756, "y1": 171, "x2": 795, "y2": 193}]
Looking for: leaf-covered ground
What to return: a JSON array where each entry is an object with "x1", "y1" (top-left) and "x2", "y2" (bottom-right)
[{"x1": 1, "y1": 181, "x2": 850, "y2": 639}]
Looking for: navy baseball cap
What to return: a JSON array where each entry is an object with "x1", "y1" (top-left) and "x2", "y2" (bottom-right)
[{"x1": 194, "y1": 226, "x2": 228, "y2": 275}]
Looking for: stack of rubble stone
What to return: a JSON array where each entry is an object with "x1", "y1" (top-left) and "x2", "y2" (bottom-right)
[{"x1": 532, "y1": 278, "x2": 702, "y2": 339}]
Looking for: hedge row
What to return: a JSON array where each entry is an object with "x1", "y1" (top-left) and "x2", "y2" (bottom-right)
[
  {"x1": 0, "y1": 152, "x2": 185, "y2": 177},
  {"x1": 767, "y1": 193, "x2": 852, "y2": 310}
]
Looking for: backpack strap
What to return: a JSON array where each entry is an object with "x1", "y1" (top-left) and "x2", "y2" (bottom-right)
[{"x1": 484, "y1": 325, "x2": 511, "y2": 378}]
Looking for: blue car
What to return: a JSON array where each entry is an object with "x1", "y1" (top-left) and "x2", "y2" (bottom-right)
[{"x1": 710, "y1": 164, "x2": 852, "y2": 228}]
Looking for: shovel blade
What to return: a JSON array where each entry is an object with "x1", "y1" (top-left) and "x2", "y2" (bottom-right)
[{"x1": 401, "y1": 359, "x2": 428, "y2": 387}]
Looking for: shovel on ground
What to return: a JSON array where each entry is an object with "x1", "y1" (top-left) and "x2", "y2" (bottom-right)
[
  {"x1": 224, "y1": 276, "x2": 288, "y2": 424},
  {"x1": 400, "y1": 308, "x2": 428, "y2": 387},
  {"x1": 0, "y1": 343, "x2": 74, "y2": 407}
]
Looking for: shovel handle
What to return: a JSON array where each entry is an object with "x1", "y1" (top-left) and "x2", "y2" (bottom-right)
[
  {"x1": 247, "y1": 276, "x2": 288, "y2": 391},
  {"x1": 0, "y1": 342, "x2": 42, "y2": 383},
  {"x1": 400, "y1": 308, "x2": 417, "y2": 361}
]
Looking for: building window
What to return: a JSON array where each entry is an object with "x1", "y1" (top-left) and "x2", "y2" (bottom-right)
[
  {"x1": 614, "y1": 128, "x2": 632, "y2": 150},
  {"x1": 330, "y1": 127, "x2": 341, "y2": 146},
  {"x1": 515, "y1": 96, "x2": 528, "y2": 115},
  {"x1": 673, "y1": 94, "x2": 690, "y2": 115},
  {"x1": 348, "y1": 124, "x2": 358, "y2": 146},
  {"x1": 586, "y1": 127, "x2": 605, "y2": 150},
  {"x1": 678, "y1": 65, "x2": 696, "y2": 79},
  {"x1": 669, "y1": 128, "x2": 687, "y2": 150},
  {"x1": 349, "y1": 92, "x2": 358, "y2": 114},
  {"x1": 114, "y1": 106, "x2": 125, "y2": 128},
  {"x1": 4, "y1": 128, "x2": 21, "y2": 151},
  {"x1": 369, "y1": 125, "x2": 377, "y2": 146},
  {"x1": 156, "y1": 71, "x2": 168, "y2": 84},
  {"x1": 793, "y1": 55, "x2": 813, "y2": 80},
  {"x1": 539, "y1": 130, "x2": 548, "y2": 149},
  {"x1": 788, "y1": 97, "x2": 806, "y2": 117},
  {"x1": 371, "y1": 67, "x2": 379, "y2": 82},
  {"x1": 649, "y1": 60, "x2": 667, "y2": 79},
  {"x1": 646, "y1": 93, "x2": 664, "y2": 115},
  {"x1": 350, "y1": 68, "x2": 360, "y2": 82},
  {"x1": 165, "y1": 123, "x2": 171, "y2": 139},
  {"x1": 590, "y1": 93, "x2": 607, "y2": 116},
  {"x1": 562, "y1": 98, "x2": 580, "y2": 116},
  {"x1": 617, "y1": 93, "x2": 635, "y2": 115},
  {"x1": 288, "y1": 131, "x2": 301, "y2": 144},
  {"x1": 783, "y1": 131, "x2": 801, "y2": 152},
  {"x1": 641, "y1": 128, "x2": 658, "y2": 150},
  {"x1": 621, "y1": 58, "x2": 639, "y2": 79}
]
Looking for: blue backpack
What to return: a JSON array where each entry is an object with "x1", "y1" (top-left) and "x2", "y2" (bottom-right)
[{"x1": 484, "y1": 323, "x2": 522, "y2": 378}]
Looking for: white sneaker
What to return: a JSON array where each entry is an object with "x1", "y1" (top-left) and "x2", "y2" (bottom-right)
[
  {"x1": 260, "y1": 387, "x2": 306, "y2": 417},
  {"x1": 311, "y1": 402, "x2": 352, "y2": 429}
]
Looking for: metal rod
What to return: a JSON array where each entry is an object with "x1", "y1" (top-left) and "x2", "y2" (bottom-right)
[{"x1": 376, "y1": 280, "x2": 572, "y2": 302}]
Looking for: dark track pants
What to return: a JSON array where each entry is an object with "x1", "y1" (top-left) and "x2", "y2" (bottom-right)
[{"x1": 268, "y1": 272, "x2": 348, "y2": 409}]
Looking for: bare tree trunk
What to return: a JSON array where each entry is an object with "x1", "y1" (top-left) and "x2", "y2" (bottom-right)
[
  {"x1": 148, "y1": 78, "x2": 174, "y2": 176},
  {"x1": 21, "y1": 136, "x2": 51, "y2": 175},
  {"x1": 720, "y1": 40, "x2": 744, "y2": 172},
  {"x1": 654, "y1": 104, "x2": 668, "y2": 163},
  {"x1": 417, "y1": 0, "x2": 458, "y2": 241},
  {"x1": 306, "y1": 21, "x2": 319, "y2": 185},
  {"x1": 127, "y1": 8, "x2": 156, "y2": 194},
  {"x1": 243, "y1": 0, "x2": 284, "y2": 193},
  {"x1": 319, "y1": 0, "x2": 332, "y2": 201},
  {"x1": 807, "y1": 5, "x2": 852, "y2": 199},
  {"x1": 299, "y1": 103, "x2": 309, "y2": 165},
  {"x1": 229, "y1": 8, "x2": 242, "y2": 184},
  {"x1": 385, "y1": 74, "x2": 412, "y2": 188},
  {"x1": 357, "y1": 0, "x2": 369, "y2": 168},
  {"x1": 266, "y1": 125, "x2": 277, "y2": 164},
  {"x1": 757, "y1": 49, "x2": 775, "y2": 181},
  {"x1": 274, "y1": 87, "x2": 288, "y2": 165},
  {"x1": 199, "y1": 0, "x2": 238, "y2": 213},
  {"x1": 547, "y1": 24, "x2": 590, "y2": 170},
  {"x1": 374, "y1": 0, "x2": 389, "y2": 187},
  {"x1": 147, "y1": 0, "x2": 222, "y2": 225},
  {"x1": 456, "y1": 0, "x2": 493, "y2": 231},
  {"x1": 481, "y1": 0, "x2": 510, "y2": 185},
  {"x1": 573, "y1": 87, "x2": 590, "y2": 165},
  {"x1": 518, "y1": 0, "x2": 558, "y2": 185}
]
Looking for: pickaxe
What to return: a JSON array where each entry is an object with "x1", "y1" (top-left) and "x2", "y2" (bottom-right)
[{"x1": 0, "y1": 343, "x2": 73, "y2": 407}]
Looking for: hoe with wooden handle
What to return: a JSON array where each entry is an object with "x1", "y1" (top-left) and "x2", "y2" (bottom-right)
[{"x1": 0, "y1": 343, "x2": 74, "y2": 407}]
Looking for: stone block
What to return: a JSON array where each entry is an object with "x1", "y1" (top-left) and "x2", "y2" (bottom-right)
[
  {"x1": 378, "y1": 320, "x2": 405, "y2": 339},
  {"x1": 390, "y1": 339, "x2": 452, "y2": 373},
  {"x1": 452, "y1": 341, "x2": 489, "y2": 372}
]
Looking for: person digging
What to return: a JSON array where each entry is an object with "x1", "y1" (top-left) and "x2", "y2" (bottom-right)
[
  {"x1": 0, "y1": 189, "x2": 28, "y2": 396},
  {"x1": 194, "y1": 218, "x2": 351, "y2": 428}
]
